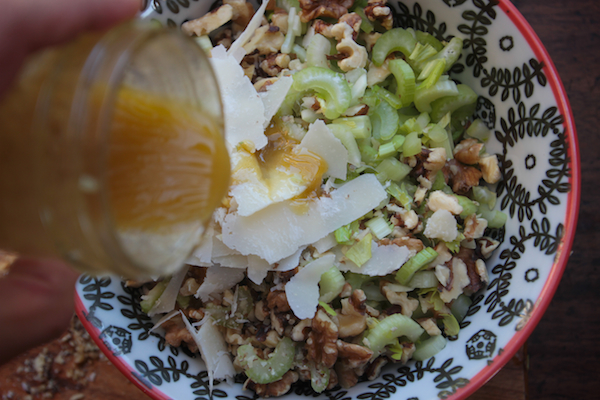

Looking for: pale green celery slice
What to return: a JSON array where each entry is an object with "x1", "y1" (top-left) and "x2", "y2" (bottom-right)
[
  {"x1": 371, "y1": 28, "x2": 417, "y2": 66},
  {"x1": 176, "y1": 294, "x2": 190, "y2": 309},
  {"x1": 378, "y1": 141, "x2": 397, "y2": 158},
  {"x1": 425, "y1": 123, "x2": 447, "y2": 143},
  {"x1": 408, "y1": 270, "x2": 438, "y2": 289},
  {"x1": 408, "y1": 42, "x2": 438, "y2": 74},
  {"x1": 442, "y1": 313, "x2": 460, "y2": 336},
  {"x1": 412, "y1": 334, "x2": 447, "y2": 361},
  {"x1": 293, "y1": 44, "x2": 307, "y2": 62},
  {"x1": 427, "y1": 36, "x2": 463, "y2": 72},
  {"x1": 396, "y1": 247, "x2": 438, "y2": 285},
  {"x1": 310, "y1": 362, "x2": 330, "y2": 393},
  {"x1": 140, "y1": 280, "x2": 169, "y2": 313},
  {"x1": 372, "y1": 85, "x2": 402, "y2": 109},
  {"x1": 450, "y1": 294, "x2": 473, "y2": 322},
  {"x1": 306, "y1": 33, "x2": 331, "y2": 68},
  {"x1": 414, "y1": 79, "x2": 459, "y2": 113},
  {"x1": 477, "y1": 204, "x2": 508, "y2": 228},
  {"x1": 392, "y1": 134, "x2": 406, "y2": 149},
  {"x1": 332, "y1": 116, "x2": 372, "y2": 139},
  {"x1": 371, "y1": 100, "x2": 399, "y2": 140},
  {"x1": 365, "y1": 216, "x2": 393, "y2": 239},
  {"x1": 237, "y1": 338, "x2": 295, "y2": 384},
  {"x1": 386, "y1": 182, "x2": 413, "y2": 210},
  {"x1": 429, "y1": 83, "x2": 478, "y2": 122},
  {"x1": 355, "y1": 7, "x2": 374, "y2": 33},
  {"x1": 281, "y1": 7, "x2": 298, "y2": 54},
  {"x1": 455, "y1": 195, "x2": 478, "y2": 219},
  {"x1": 415, "y1": 30, "x2": 443, "y2": 51},
  {"x1": 375, "y1": 158, "x2": 412, "y2": 183},
  {"x1": 345, "y1": 233, "x2": 373, "y2": 267},
  {"x1": 417, "y1": 58, "x2": 446, "y2": 90},
  {"x1": 473, "y1": 186, "x2": 497, "y2": 209},
  {"x1": 327, "y1": 124, "x2": 361, "y2": 166},
  {"x1": 319, "y1": 267, "x2": 346, "y2": 303},
  {"x1": 416, "y1": 112, "x2": 431, "y2": 130},
  {"x1": 402, "y1": 131, "x2": 422, "y2": 157},
  {"x1": 388, "y1": 59, "x2": 416, "y2": 107},
  {"x1": 334, "y1": 220, "x2": 360, "y2": 245},
  {"x1": 365, "y1": 314, "x2": 425, "y2": 353},
  {"x1": 466, "y1": 118, "x2": 492, "y2": 142},
  {"x1": 292, "y1": 66, "x2": 352, "y2": 119}
]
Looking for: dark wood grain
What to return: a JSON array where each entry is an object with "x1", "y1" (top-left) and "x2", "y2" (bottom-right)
[{"x1": 511, "y1": 1, "x2": 600, "y2": 399}]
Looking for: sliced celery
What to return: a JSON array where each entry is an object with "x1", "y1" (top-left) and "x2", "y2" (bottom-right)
[
  {"x1": 334, "y1": 220, "x2": 360, "y2": 245},
  {"x1": 378, "y1": 141, "x2": 397, "y2": 158},
  {"x1": 355, "y1": 8, "x2": 374, "y2": 33},
  {"x1": 429, "y1": 84, "x2": 478, "y2": 122},
  {"x1": 412, "y1": 334, "x2": 447, "y2": 361},
  {"x1": 402, "y1": 131, "x2": 422, "y2": 157},
  {"x1": 408, "y1": 270, "x2": 438, "y2": 289},
  {"x1": 306, "y1": 33, "x2": 331, "y2": 69},
  {"x1": 237, "y1": 337, "x2": 295, "y2": 384},
  {"x1": 417, "y1": 58, "x2": 446, "y2": 90},
  {"x1": 344, "y1": 271, "x2": 372, "y2": 292},
  {"x1": 372, "y1": 85, "x2": 403, "y2": 109},
  {"x1": 473, "y1": 186, "x2": 497, "y2": 209},
  {"x1": 365, "y1": 314, "x2": 424, "y2": 352},
  {"x1": 387, "y1": 182, "x2": 413, "y2": 210},
  {"x1": 371, "y1": 100, "x2": 399, "y2": 140},
  {"x1": 388, "y1": 59, "x2": 416, "y2": 107},
  {"x1": 345, "y1": 233, "x2": 373, "y2": 267},
  {"x1": 442, "y1": 313, "x2": 460, "y2": 336},
  {"x1": 310, "y1": 361, "x2": 331, "y2": 393},
  {"x1": 176, "y1": 294, "x2": 190, "y2": 309},
  {"x1": 477, "y1": 204, "x2": 507, "y2": 228},
  {"x1": 376, "y1": 158, "x2": 412, "y2": 182},
  {"x1": 425, "y1": 123, "x2": 447, "y2": 143},
  {"x1": 445, "y1": 232, "x2": 465, "y2": 254},
  {"x1": 414, "y1": 79, "x2": 459, "y2": 113},
  {"x1": 281, "y1": 7, "x2": 298, "y2": 54},
  {"x1": 396, "y1": 247, "x2": 438, "y2": 285},
  {"x1": 450, "y1": 294, "x2": 473, "y2": 322},
  {"x1": 319, "y1": 267, "x2": 346, "y2": 303},
  {"x1": 365, "y1": 216, "x2": 393, "y2": 239},
  {"x1": 392, "y1": 134, "x2": 406, "y2": 150},
  {"x1": 293, "y1": 44, "x2": 307, "y2": 62},
  {"x1": 140, "y1": 280, "x2": 169, "y2": 313},
  {"x1": 427, "y1": 36, "x2": 463, "y2": 72},
  {"x1": 466, "y1": 118, "x2": 491, "y2": 142},
  {"x1": 292, "y1": 67, "x2": 351, "y2": 119},
  {"x1": 371, "y1": 28, "x2": 417, "y2": 66},
  {"x1": 318, "y1": 301, "x2": 337, "y2": 316},
  {"x1": 455, "y1": 195, "x2": 478, "y2": 219},
  {"x1": 415, "y1": 30, "x2": 443, "y2": 52},
  {"x1": 332, "y1": 116, "x2": 372, "y2": 139}
]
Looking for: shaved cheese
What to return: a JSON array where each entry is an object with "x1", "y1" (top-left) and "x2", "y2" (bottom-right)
[
  {"x1": 149, "y1": 310, "x2": 179, "y2": 333},
  {"x1": 273, "y1": 246, "x2": 305, "y2": 272},
  {"x1": 196, "y1": 266, "x2": 245, "y2": 302},
  {"x1": 259, "y1": 76, "x2": 293, "y2": 127},
  {"x1": 210, "y1": 47, "x2": 267, "y2": 151},
  {"x1": 148, "y1": 265, "x2": 189, "y2": 316},
  {"x1": 187, "y1": 226, "x2": 214, "y2": 266},
  {"x1": 312, "y1": 233, "x2": 337, "y2": 254},
  {"x1": 285, "y1": 254, "x2": 335, "y2": 319},
  {"x1": 179, "y1": 312, "x2": 235, "y2": 391},
  {"x1": 335, "y1": 241, "x2": 411, "y2": 276},
  {"x1": 299, "y1": 120, "x2": 348, "y2": 180},
  {"x1": 247, "y1": 255, "x2": 270, "y2": 284},
  {"x1": 222, "y1": 174, "x2": 387, "y2": 263},
  {"x1": 228, "y1": 0, "x2": 269, "y2": 56},
  {"x1": 212, "y1": 254, "x2": 248, "y2": 269}
]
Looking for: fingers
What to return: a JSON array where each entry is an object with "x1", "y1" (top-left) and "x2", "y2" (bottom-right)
[{"x1": 0, "y1": 257, "x2": 80, "y2": 364}]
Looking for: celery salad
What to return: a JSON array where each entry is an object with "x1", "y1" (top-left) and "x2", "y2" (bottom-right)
[{"x1": 136, "y1": 0, "x2": 506, "y2": 396}]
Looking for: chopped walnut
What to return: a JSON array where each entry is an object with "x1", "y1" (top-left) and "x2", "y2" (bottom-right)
[
  {"x1": 182, "y1": 5, "x2": 233, "y2": 36},
  {"x1": 380, "y1": 236, "x2": 424, "y2": 255},
  {"x1": 360, "y1": 31, "x2": 382, "y2": 52},
  {"x1": 475, "y1": 259, "x2": 489, "y2": 283},
  {"x1": 255, "y1": 300, "x2": 269, "y2": 321},
  {"x1": 271, "y1": 9, "x2": 289, "y2": 34},
  {"x1": 424, "y1": 147, "x2": 448, "y2": 173},
  {"x1": 431, "y1": 242, "x2": 452, "y2": 267},
  {"x1": 365, "y1": 356, "x2": 388, "y2": 380},
  {"x1": 455, "y1": 247, "x2": 487, "y2": 294},
  {"x1": 224, "y1": 0, "x2": 254, "y2": 33},
  {"x1": 267, "y1": 290, "x2": 291, "y2": 312},
  {"x1": 161, "y1": 316, "x2": 197, "y2": 352},
  {"x1": 418, "y1": 318, "x2": 442, "y2": 336},
  {"x1": 306, "y1": 309, "x2": 338, "y2": 368},
  {"x1": 243, "y1": 25, "x2": 285, "y2": 55},
  {"x1": 427, "y1": 190, "x2": 464, "y2": 215},
  {"x1": 336, "y1": 340, "x2": 374, "y2": 369},
  {"x1": 479, "y1": 154, "x2": 501, "y2": 184},
  {"x1": 478, "y1": 237, "x2": 500, "y2": 259},
  {"x1": 454, "y1": 138, "x2": 484, "y2": 165},
  {"x1": 291, "y1": 319, "x2": 312, "y2": 341},
  {"x1": 443, "y1": 159, "x2": 482, "y2": 195},
  {"x1": 340, "y1": 282, "x2": 353, "y2": 298},
  {"x1": 263, "y1": 330, "x2": 282, "y2": 348},
  {"x1": 364, "y1": 0, "x2": 393, "y2": 30},
  {"x1": 225, "y1": 327, "x2": 250, "y2": 345},
  {"x1": 298, "y1": 0, "x2": 353, "y2": 23},
  {"x1": 337, "y1": 314, "x2": 367, "y2": 338},
  {"x1": 464, "y1": 214, "x2": 488, "y2": 239},
  {"x1": 245, "y1": 370, "x2": 299, "y2": 397},
  {"x1": 381, "y1": 282, "x2": 420, "y2": 317},
  {"x1": 335, "y1": 362, "x2": 358, "y2": 388},
  {"x1": 261, "y1": 53, "x2": 283, "y2": 76},
  {"x1": 399, "y1": 342, "x2": 416, "y2": 364}
]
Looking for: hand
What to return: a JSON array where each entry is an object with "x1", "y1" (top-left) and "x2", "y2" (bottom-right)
[
  {"x1": 0, "y1": 0, "x2": 140, "y2": 97},
  {"x1": 0, "y1": 0, "x2": 140, "y2": 364}
]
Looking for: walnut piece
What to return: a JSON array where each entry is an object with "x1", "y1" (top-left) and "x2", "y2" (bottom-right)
[
  {"x1": 464, "y1": 214, "x2": 488, "y2": 239},
  {"x1": 162, "y1": 316, "x2": 197, "y2": 352},
  {"x1": 182, "y1": 5, "x2": 233, "y2": 36},
  {"x1": 454, "y1": 138, "x2": 484, "y2": 165},
  {"x1": 267, "y1": 290, "x2": 291, "y2": 312},
  {"x1": 381, "y1": 282, "x2": 420, "y2": 317},
  {"x1": 443, "y1": 159, "x2": 482, "y2": 195},
  {"x1": 336, "y1": 340, "x2": 374, "y2": 369},
  {"x1": 243, "y1": 25, "x2": 285, "y2": 55},
  {"x1": 364, "y1": 0, "x2": 393, "y2": 30},
  {"x1": 306, "y1": 309, "x2": 338, "y2": 368},
  {"x1": 298, "y1": 0, "x2": 353, "y2": 22},
  {"x1": 479, "y1": 154, "x2": 502, "y2": 184},
  {"x1": 245, "y1": 370, "x2": 299, "y2": 397}
]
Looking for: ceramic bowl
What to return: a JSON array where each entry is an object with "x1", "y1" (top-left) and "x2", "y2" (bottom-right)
[{"x1": 75, "y1": 1, "x2": 580, "y2": 399}]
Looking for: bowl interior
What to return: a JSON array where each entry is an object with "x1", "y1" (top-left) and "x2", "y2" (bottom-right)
[{"x1": 75, "y1": 1, "x2": 578, "y2": 399}]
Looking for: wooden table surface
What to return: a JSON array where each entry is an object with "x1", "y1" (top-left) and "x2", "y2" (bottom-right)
[{"x1": 0, "y1": 0, "x2": 597, "y2": 399}]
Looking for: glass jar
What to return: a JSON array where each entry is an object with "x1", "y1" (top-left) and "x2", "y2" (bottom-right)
[{"x1": 0, "y1": 22, "x2": 230, "y2": 278}]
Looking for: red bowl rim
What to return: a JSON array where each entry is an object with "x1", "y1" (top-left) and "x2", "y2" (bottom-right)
[{"x1": 75, "y1": 0, "x2": 581, "y2": 398}]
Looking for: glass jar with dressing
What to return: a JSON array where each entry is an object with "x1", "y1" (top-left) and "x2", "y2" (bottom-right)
[{"x1": 0, "y1": 22, "x2": 230, "y2": 278}]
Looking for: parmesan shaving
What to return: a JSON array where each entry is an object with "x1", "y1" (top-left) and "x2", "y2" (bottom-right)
[
  {"x1": 149, "y1": 310, "x2": 179, "y2": 333},
  {"x1": 298, "y1": 120, "x2": 348, "y2": 180},
  {"x1": 228, "y1": 0, "x2": 269, "y2": 56},
  {"x1": 259, "y1": 76, "x2": 293, "y2": 127},
  {"x1": 335, "y1": 241, "x2": 411, "y2": 276},
  {"x1": 148, "y1": 265, "x2": 189, "y2": 316},
  {"x1": 221, "y1": 174, "x2": 387, "y2": 263},
  {"x1": 285, "y1": 253, "x2": 335, "y2": 319},
  {"x1": 196, "y1": 266, "x2": 245, "y2": 302}
]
